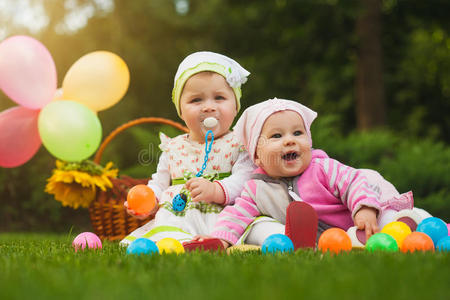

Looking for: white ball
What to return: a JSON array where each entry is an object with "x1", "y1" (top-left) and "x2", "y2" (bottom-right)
[{"x1": 203, "y1": 117, "x2": 218, "y2": 128}]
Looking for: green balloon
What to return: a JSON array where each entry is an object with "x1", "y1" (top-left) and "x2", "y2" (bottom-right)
[
  {"x1": 366, "y1": 233, "x2": 399, "y2": 252},
  {"x1": 38, "y1": 100, "x2": 102, "y2": 162}
]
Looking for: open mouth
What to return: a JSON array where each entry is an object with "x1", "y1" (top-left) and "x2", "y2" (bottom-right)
[{"x1": 282, "y1": 151, "x2": 299, "y2": 161}]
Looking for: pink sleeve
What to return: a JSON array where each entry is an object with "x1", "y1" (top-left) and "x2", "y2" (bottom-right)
[
  {"x1": 211, "y1": 179, "x2": 260, "y2": 244},
  {"x1": 316, "y1": 158, "x2": 382, "y2": 218}
]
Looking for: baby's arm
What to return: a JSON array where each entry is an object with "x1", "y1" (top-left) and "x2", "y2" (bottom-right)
[
  {"x1": 185, "y1": 150, "x2": 255, "y2": 205},
  {"x1": 125, "y1": 152, "x2": 170, "y2": 218},
  {"x1": 319, "y1": 158, "x2": 382, "y2": 238},
  {"x1": 353, "y1": 206, "x2": 379, "y2": 239}
]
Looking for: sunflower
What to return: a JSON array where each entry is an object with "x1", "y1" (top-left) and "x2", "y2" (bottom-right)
[{"x1": 45, "y1": 160, "x2": 118, "y2": 209}]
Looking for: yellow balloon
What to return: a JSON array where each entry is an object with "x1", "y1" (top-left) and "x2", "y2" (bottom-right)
[
  {"x1": 62, "y1": 51, "x2": 130, "y2": 111},
  {"x1": 381, "y1": 221, "x2": 412, "y2": 248},
  {"x1": 156, "y1": 238, "x2": 185, "y2": 255}
]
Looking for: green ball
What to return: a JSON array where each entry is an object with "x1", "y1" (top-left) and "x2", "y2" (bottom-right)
[{"x1": 366, "y1": 233, "x2": 399, "y2": 252}]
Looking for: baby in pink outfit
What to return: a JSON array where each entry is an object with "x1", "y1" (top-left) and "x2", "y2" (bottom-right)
[{"x1": 192, "y1": 98, "x2": 431, "y2": 250}]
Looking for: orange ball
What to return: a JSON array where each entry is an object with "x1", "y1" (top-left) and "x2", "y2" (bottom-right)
[
  {"x1": 318, "y1": 228, "x2": 352, "y2": 254},
  {"x1": 127, "y1": 184, "x2": 156, "y2": 215},
  {"x1": 401, "y1": 232, "x2": 435, "y2": 253}
]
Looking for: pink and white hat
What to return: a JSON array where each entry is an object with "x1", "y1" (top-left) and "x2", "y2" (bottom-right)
[{"x1": 233, "y1": 98, "x2": 317, "y2": 162}]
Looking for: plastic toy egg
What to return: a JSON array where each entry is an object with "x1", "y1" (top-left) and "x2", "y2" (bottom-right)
[
  {"x1": 447, "y1": 223, "x2": 450, "y2": 236},
  {"x1": 436, "y1": 236, "x2": 450, "y2": 252},
  {"x1": 416, "y1": 217, "x2": 448, "y2": 245},
  {"x1": 381, "y1": 221, "x2": 411, "y2": 248},
  {"x1": 365, "y1": 233, "x2": 398, "y2": 252},
  {"x1": 172, "y1": 193, "x2": 187, "y2": 212},
  {"x1": 262, "y1": 234, "x2": 294, "y2": 254},
  {"x1": 126, "y1": 238, "x2": 159, "y2": 255},
  {"x1": 318, "y1": 228, "x2": 352, "y2": 254},
  {"x1": 156, "y1": 238, "x2": 185, "y2": 254},
  {"x1": 72, "y1": 232, "x2": 102, "y2": 252},
  {"x1": 127, "y1": 184, "x2": 156, "y2": 215},
  {"x1": 401, "y1": 232, "x2": 434, "y2": 253}
]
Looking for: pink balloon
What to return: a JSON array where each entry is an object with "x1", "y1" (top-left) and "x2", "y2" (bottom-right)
[
  {"x1": 0, "y1": 35, "x2": 57, "y2": 109},
  {"x1": 0, "y1": 106, "x2": 41, "y2": 168}
]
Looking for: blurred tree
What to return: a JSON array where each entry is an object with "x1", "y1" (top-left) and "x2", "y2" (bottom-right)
[{"x1": 355, "y1": 0, "x2": 386, "y2": 129}]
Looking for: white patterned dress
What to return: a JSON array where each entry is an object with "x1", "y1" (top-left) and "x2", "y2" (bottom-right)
[{"x1": 120, "y1": 131, "x2": 252, "y2": 246}]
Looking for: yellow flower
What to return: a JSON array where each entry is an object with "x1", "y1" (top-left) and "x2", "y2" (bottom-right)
[{"x1": 45, "y1": 160, "x2": 118, "y2": 209}]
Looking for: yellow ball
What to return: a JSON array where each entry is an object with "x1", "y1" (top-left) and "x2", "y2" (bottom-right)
[
  {"x1": 156, "y1": 238, "x2": 185, "y2": 254},
  {"x1": 381, "y1": 221, "x2": 412, "y2": 248}
]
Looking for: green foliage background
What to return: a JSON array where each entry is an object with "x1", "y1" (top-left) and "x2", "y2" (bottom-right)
[{"x1": 0, "y1": 0, "x2": 449, "y2": 232}]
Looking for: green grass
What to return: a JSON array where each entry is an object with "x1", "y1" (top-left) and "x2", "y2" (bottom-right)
[{"x1": 1, "y1": 233, "x2": 449, "y2": 300}]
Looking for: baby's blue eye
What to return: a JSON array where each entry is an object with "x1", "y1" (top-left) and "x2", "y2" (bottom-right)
[
  {"x1": 293, "y1": 130, "x2": 303, "y2": 136},
  {"x1": 270, "y1": 133, "x2": 282, "y2": 139}
]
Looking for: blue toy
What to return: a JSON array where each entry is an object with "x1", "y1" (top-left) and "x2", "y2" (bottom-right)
[
  {"x1": 436, "y1": 236, "x2": 450, "y2": 252},
  {"x1": 126, "y1": 238, "x2": 159, "y2": 255},
  {"x1": 262, "y1": 234, "x2": 294, "y2": 254},
  {"x1": 416, "y1": 217, "x2": 448, "y2": 246},
  {"x1": 172, "y1": 130, "x2": 214, "y2": 212}
]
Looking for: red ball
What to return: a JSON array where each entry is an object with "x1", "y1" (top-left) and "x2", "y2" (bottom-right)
[
  {"x1": 127, "y1": 184, "x2": 156, "y2": 215},
  {"x1": 318, "y1": 228, "x2": 352, "y2": 254},
  {"x1": 401, "y1": 232, "x2": 434, "y2": 253}
]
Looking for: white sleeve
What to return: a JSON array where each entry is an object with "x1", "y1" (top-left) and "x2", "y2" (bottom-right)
[
  {"x1": 147, "y1": 152, "x2": 170, "y2": 202},
  {"x1": 217, "y1": 151, "x2": 256, "y2": 205}
]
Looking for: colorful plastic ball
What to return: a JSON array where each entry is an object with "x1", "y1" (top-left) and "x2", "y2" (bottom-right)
[
  {"x1": 436, "y1": 236, "x2": 450, "y2": 252},
  {"x1": 156, "y1": 238, "x2": 185, "y2": 254},
  {"x1": 365, "y1": 233, "x2": 398, "y2": 252},
  {"x1": 262, "y1": 234, "x2": 294, "y2": 254},
  {"x1": 318, "y1": 228, "x2": 352, "y2": 254},
  {"x1": 126, "y1": 238, "x2": 159, "y2": 255},
  {"x1": 401, "y1": 232, "x2": 434, "y2": 253},
  {"x1": 380, "y1": 221, "x2": 411, "y2": 248},
  {"x1": 416, "y1": 217, "x2": 448, "y2": 246},
  {"x1": 447, "y1": 224, "x2": 450, "y2": 236},
  {"x1": 127, "y1": 184, "x2": 156, "y2": 215},
  {"x1": 72, "y1": 232, "x2": 102, "y2": 252}
]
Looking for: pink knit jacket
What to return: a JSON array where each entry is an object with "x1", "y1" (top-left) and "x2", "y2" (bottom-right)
[{"x1": 211, "y1": 149, "x2": 413, "y2": 244}]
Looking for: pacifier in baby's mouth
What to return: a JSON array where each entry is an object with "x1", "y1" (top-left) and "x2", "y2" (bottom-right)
[{"x1": 202, "y1": 117, "x2": 218, "y2": 128}]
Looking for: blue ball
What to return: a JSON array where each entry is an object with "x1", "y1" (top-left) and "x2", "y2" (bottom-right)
[
  {"x1": 126, "y1": 238, "x2": 159, "y2": 255},
  {"x1": 262, "y1": 234, "x2": 294, "y2": 254},
  {"x1": 436, "y1": 236, "x2": 450, "y2": 252},
  {"x1": 416, "y1": 217, "x2": 448, "y2": 246}
]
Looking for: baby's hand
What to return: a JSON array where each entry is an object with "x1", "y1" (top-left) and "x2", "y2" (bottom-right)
[
  {"x1": 192, "y1": 235, "x2": 230, "y2": 248},
  {"x1": 185, "y1": 178, "x2": 225, "y2": 205},
  {"x1": 124, "y1": 201, "x2": 152, "y2": 220},
  {"x1": 354, "y1": 206, "x2": 379, "y2": 240}
]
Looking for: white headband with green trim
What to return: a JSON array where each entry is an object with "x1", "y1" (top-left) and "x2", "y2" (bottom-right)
[{"x1": 172, "y1": 51, "x2": 250, "y2": 116}]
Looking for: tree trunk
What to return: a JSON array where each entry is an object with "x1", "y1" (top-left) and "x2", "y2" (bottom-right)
[{"x1": 355, "y1": 0, "x2": 386, "y2": 129}]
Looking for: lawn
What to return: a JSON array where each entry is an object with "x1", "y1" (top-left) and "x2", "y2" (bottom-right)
[{"x1": 1, "y1": 233, "x2": 449, "y2": 300}]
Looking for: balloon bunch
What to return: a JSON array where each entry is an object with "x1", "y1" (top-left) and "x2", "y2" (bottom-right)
[{"x1": 0, "y1": 35, "x2": 130, "y2": 168}]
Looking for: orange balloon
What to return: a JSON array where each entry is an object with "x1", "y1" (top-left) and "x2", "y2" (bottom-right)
[
  {"x1": 127, "y1": 185, "x2": 156, "y2": 215},
  {"x1": 318, "y1": 228, "x2": 352, "y2": 254},
  {"x1": 401, "y1": 232, "x2": 434, "y2": 253}
]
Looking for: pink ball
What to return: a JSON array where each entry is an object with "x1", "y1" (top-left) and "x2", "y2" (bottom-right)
[
  {"x1": 72, "y1": 232, "x2": 102, "y2": 252},
  {"x1": 447, "y1": 224, "x2": 450, "y2": 236}
]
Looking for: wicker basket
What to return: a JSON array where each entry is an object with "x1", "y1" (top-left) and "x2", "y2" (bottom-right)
[{"x1": 89, "y1": 117, "x2": 188, "y2": 241}]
